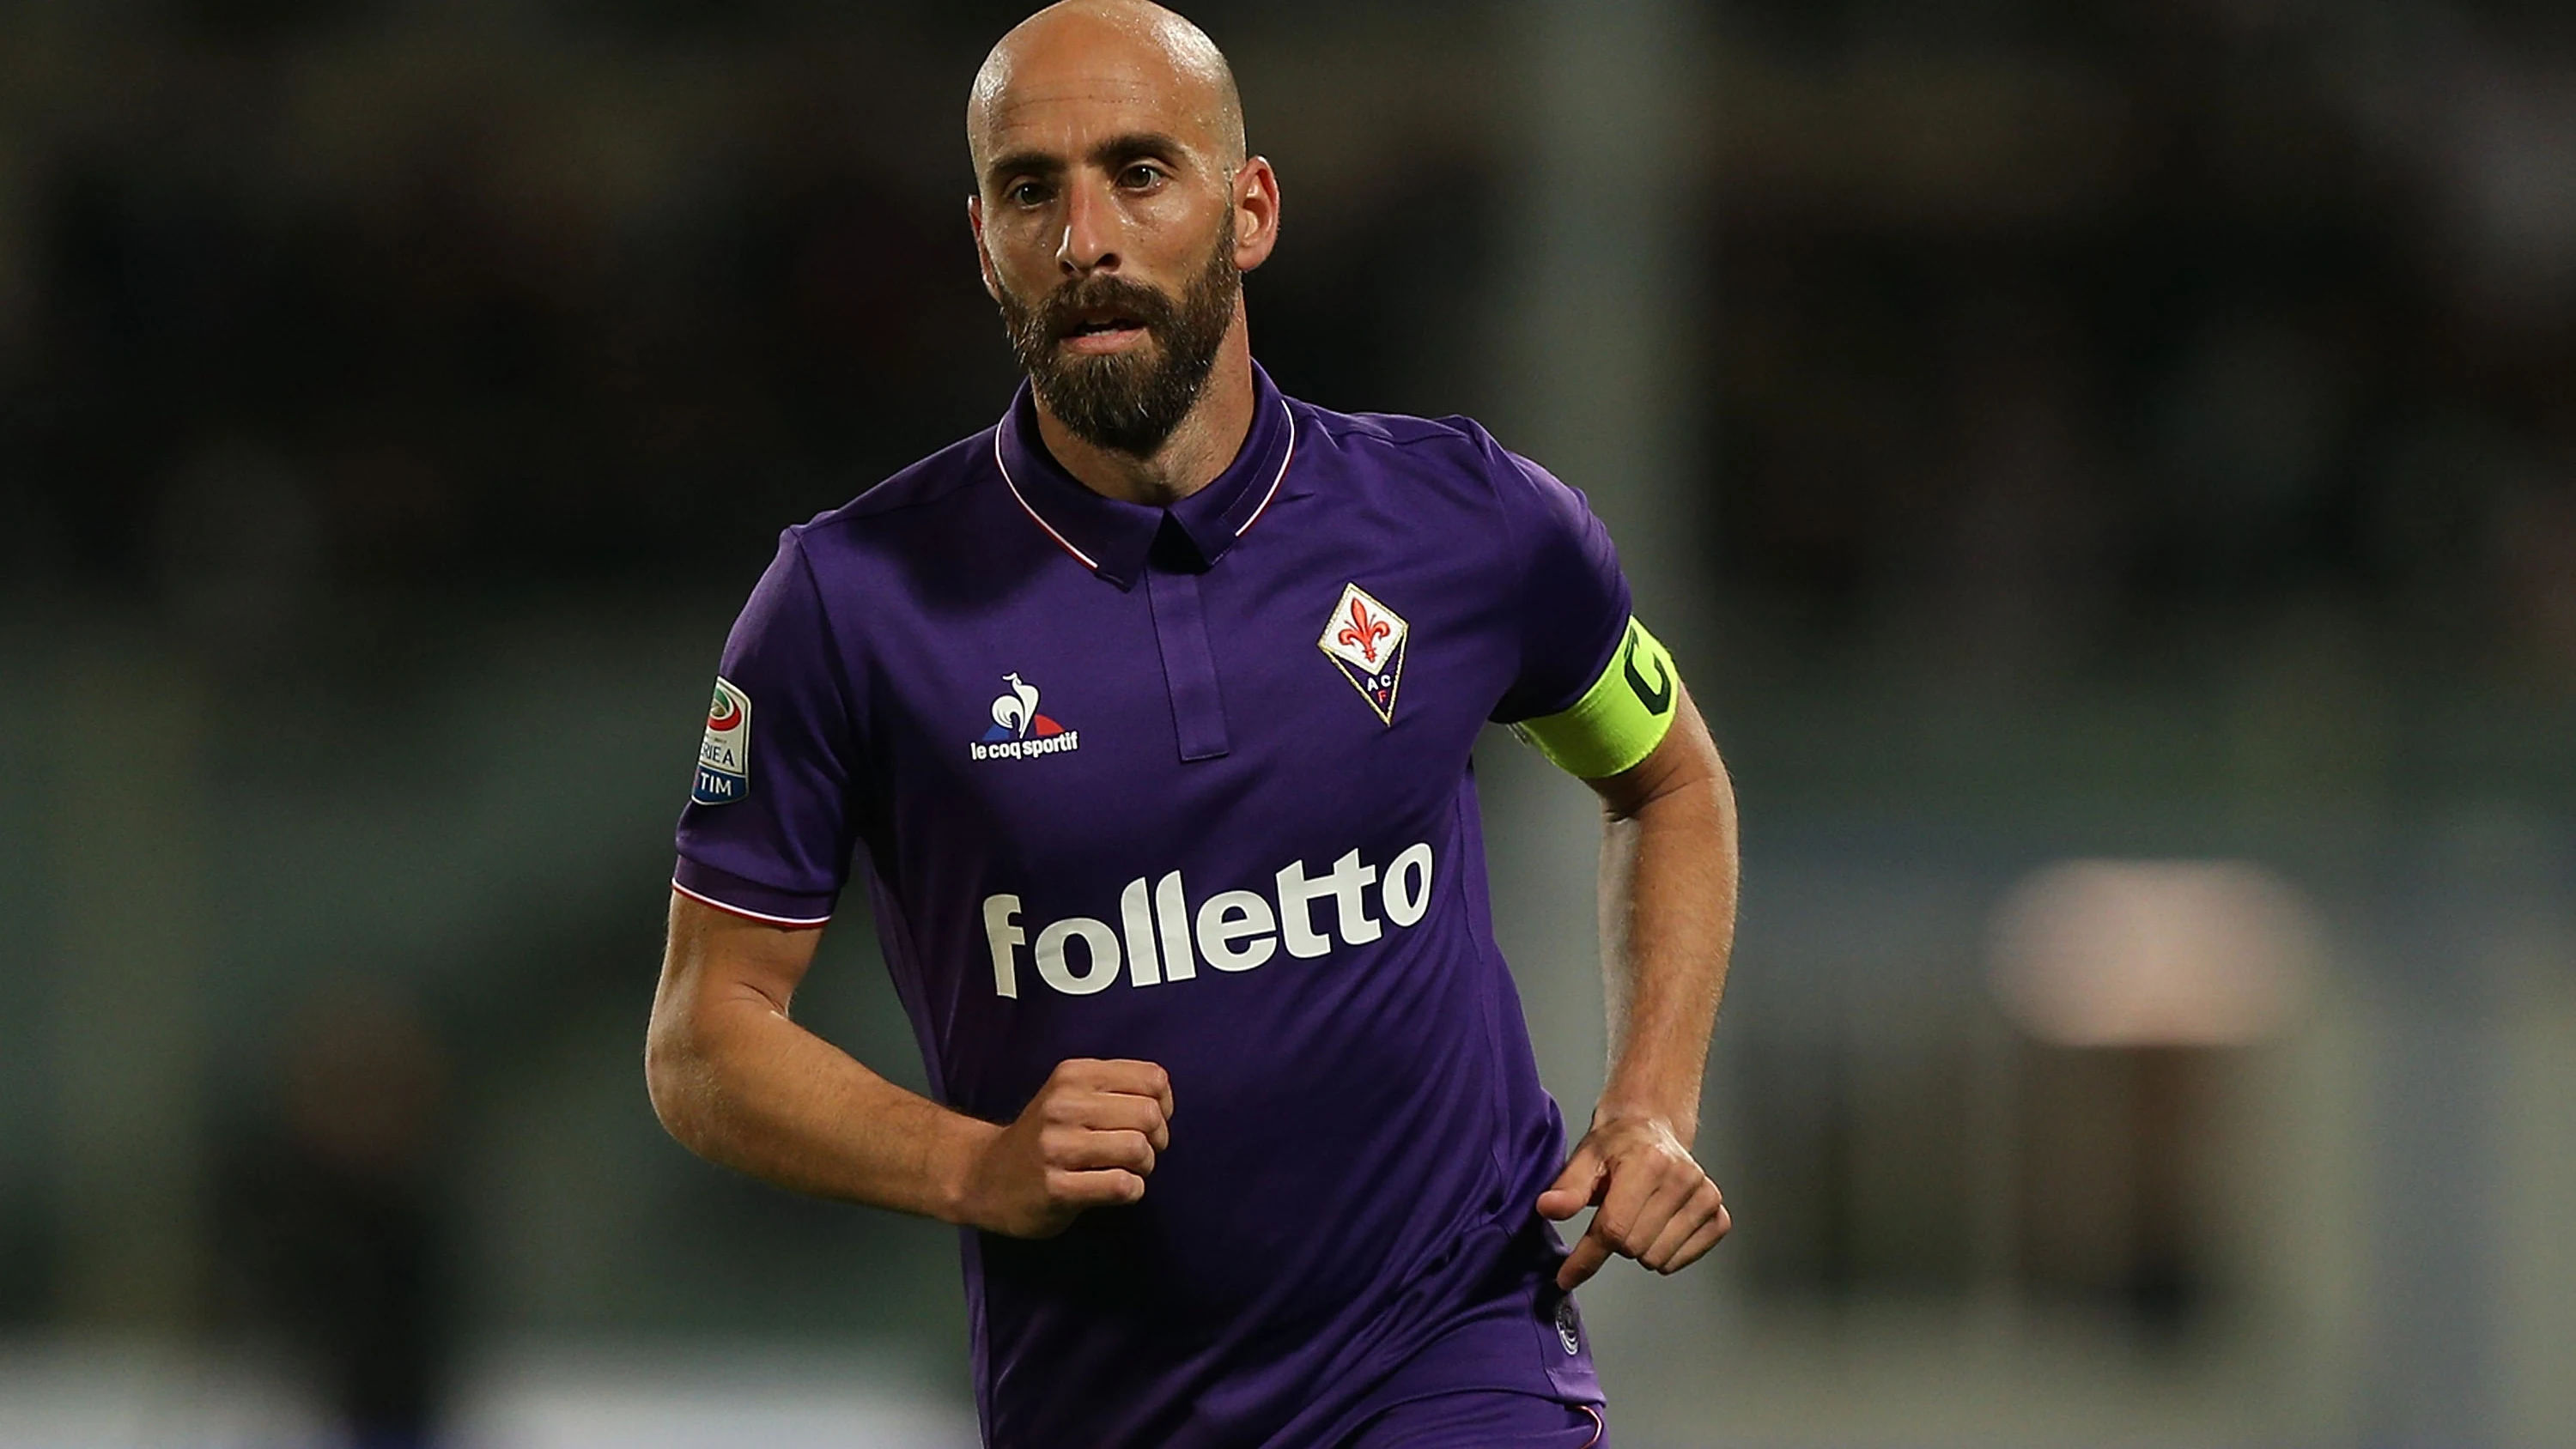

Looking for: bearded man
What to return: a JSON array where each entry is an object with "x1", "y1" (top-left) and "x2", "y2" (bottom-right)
[{"x1": 645, "y1": 4, "x2": 1739, "y2": 1446}]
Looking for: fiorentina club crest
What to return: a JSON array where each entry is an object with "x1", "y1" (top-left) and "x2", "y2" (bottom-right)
[{"x1": 1317, "y1": 583, "x2": 1408, "y2": 725}]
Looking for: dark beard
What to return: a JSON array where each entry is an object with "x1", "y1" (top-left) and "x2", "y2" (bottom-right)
[{"x1": 998, "y1": 226, "x2": 1240, "y2": 458}]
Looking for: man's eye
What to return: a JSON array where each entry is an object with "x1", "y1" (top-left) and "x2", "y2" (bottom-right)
[
  {"x1": 1010, "y1": 182, "x2": 1050, "y2": 206},
  {"x1": 1120, "y1": 165, "x2": 1164, "y2": 189}
]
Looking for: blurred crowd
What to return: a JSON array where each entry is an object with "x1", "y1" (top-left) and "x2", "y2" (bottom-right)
[
  {"x1": 5, "y1": 1, "x2": 2575, "y2": 686},
  {"x1": 1711, "y1": 0, "x2": 2576, "y2": 682},
  {"x1": 0, "y1": 62, "x2": 1005, "y2": 652}
]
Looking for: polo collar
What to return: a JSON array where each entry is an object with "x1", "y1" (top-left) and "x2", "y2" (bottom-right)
[{"x1": 991, "y1": 364, "x2": 1297, "y2": 588}]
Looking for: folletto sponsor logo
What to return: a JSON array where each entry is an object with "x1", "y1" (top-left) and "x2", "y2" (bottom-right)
[{"x1": 980, "y1": 842, "x2": 1437, "y2": 998}]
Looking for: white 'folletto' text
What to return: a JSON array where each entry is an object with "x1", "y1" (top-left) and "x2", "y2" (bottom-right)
[{"x1": 981, "y1": 843, "x2": 1436, "y2": 998}]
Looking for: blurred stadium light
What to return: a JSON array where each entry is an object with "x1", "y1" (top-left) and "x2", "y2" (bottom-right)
[
  {"x1": 445, "y1": 1343, "x2": 975, "y2": 1449},
  {"x1": 1988, "y1": 859, "x2": 2321, "y2": 1048},
  {"x1": 0, "y1": 1341, "x2": 325, "y2": 1449}
]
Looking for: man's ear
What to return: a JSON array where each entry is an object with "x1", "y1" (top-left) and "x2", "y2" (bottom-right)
[
  {"x1": 1231, "y1": 157, "x2": 1282, "y2": 274},
  {"x1": 968, "y1": 194, "x2": 1002, "y2": 303}
]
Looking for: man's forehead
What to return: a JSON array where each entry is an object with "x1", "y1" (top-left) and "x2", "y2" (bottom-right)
[
  {"x1": 970, "y1": 3, "x2": 1237, "y2": 169},
  {"x1": 980, "y1": 63, "x2": 1206, "y2": 152}
]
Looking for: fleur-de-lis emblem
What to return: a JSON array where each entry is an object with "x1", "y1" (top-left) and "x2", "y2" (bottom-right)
[
  {"x1": 1336, "y1": 596, "x2": 1391, "y2": 664},
  {"x1": 1317, "y1": 582, "x2": 1411, "y2": 726}
]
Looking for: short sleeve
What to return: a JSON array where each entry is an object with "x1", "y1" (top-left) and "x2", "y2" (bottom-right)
[
  {"x1": 1484, "y1": 439, "x2": 1636, "y2": 724},
  {"x1": 672, "y1": 530, "x2": 861, "y2": 925}
]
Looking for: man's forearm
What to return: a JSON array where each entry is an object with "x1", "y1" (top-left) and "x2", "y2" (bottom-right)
[
  {"x1": 1594, "y1": 721, "x2": 1738, "y2": 1140},
  {"x1": 650, "y1": 895, "x2": 1177, "y2": 1240},
  {"x1": 647, "y1": 983, "x2": 996, "y2": 1223},
  {"x1": 1539, "y1": 689, "x2": 1740, "y2": 1288}
]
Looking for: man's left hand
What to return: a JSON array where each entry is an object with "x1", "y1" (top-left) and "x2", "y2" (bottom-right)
[{"x1": 1536, "y1": 1113, "x2": 1731, "y2": 1291}]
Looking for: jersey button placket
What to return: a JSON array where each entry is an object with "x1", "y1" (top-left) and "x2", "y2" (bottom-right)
[{"x1": 1143, "y1": 515, "x2": 1230, "y2": 762}]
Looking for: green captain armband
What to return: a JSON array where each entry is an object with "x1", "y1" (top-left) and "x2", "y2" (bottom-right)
[{"x1": 1512, "y1": 615, "x2": 1680, "y2": 779}]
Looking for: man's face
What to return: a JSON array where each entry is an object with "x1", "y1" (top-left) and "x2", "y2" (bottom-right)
[
  {"x1": 993, "y1": 210, "x2": 1240, "y2": 458},
  {"x1": 969, "y1": 23, "x2": 1265, "y2": 456}
]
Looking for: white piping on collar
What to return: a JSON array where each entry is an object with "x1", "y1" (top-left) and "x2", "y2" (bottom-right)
[
  {"x1": 1232, "y1": 399, "x2": 1297, "y2": 538},
  {"x1": 992, "y1": 428, "x2": 1101, "y2": 571},
  {"x1": 993, "y1": 397, "x2": 1297, "y2": 567}
]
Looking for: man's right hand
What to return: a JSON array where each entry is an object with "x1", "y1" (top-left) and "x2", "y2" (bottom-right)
[{"x1": 957, "y1": 1058, "x2": 1174, "y2": 1238}]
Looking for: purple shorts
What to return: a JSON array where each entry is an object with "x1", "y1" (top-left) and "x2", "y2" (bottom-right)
[{"x1": 1338, "y1": 1390, "x2": 1607, "y2": 1449}]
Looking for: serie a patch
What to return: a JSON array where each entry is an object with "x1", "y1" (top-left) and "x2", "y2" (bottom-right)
[
  {"x1": 693, "y1": 677, "x2": 750, "y2": 804},
  {"x1": 1317, "y1": 582, "x2": 1407, "y2": 725}
]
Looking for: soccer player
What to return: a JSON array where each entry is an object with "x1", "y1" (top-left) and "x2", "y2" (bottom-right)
[{"x1": 643, "y1": 3, "x2": 1739, "y2": 1445}]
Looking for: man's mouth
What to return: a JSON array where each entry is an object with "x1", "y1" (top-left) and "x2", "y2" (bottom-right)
[{"x1": 1057, "y1": 307, "x2": 1151, "y2": 355}]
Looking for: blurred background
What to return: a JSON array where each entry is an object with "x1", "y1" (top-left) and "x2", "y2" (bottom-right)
[{"x1": 3, "y1": 0, "x2": 2574, "y2": 1445}]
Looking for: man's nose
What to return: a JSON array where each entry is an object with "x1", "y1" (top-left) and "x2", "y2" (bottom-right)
[{"x1": 1056, "y1": 179, "x2": 1121, "y2": 276}]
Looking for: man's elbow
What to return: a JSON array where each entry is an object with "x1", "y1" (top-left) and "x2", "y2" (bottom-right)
[{"x1": 643, "y1": 1000, "x2": 721, "y2": 1155}]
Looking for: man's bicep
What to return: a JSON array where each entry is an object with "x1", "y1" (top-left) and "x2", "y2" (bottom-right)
[
  {"x1": 1580, "y1": 676, "x2": 1726, "y2": 822},
  {"x1": 661, "y1": 890, "x2": 829, "y2": 1023},
  {"x1": 647, "y1": 893, "x2": 834, "y2": 1158}
]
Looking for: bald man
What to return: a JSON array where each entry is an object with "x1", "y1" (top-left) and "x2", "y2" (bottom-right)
[{"x1": 646, "y1": 4, "x2": 1738, "y2": 1446}]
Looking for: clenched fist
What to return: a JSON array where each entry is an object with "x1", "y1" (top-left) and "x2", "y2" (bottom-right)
[{"x1": 960, "y1": 1058, "x2": 1174, "y2": 1239}]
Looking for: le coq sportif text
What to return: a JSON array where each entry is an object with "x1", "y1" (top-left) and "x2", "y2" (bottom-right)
[{"x1": 981, "y1": 844, "x2": 1436, "y2": 998}]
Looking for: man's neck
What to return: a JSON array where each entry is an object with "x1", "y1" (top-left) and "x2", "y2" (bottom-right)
[{"x1": 1033, "y1": 317, "x2": 1256, "y2": 509}]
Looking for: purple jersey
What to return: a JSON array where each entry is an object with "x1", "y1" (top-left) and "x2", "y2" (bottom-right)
[{"x1": 675, "y1": 367, "x2": 1629, "y2": 1447}]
